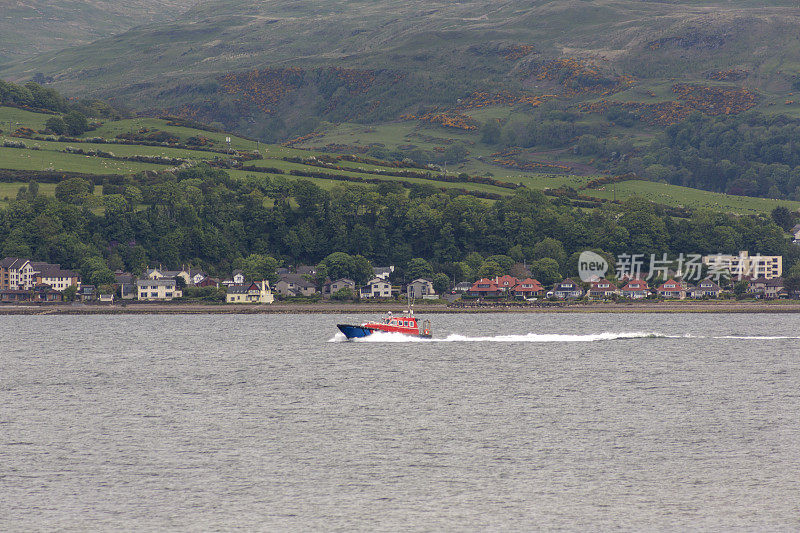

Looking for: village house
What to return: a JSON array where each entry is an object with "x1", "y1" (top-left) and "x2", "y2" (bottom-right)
[
  {"x1": 407, "y1": 278, "x2": 436, "y2": 299},
  {"x1": 360, "y1": 278, "x2": 392, "y2": 299},
  {"x1": 35, "y1": 264, "x2": 81, "y2": 291},
  {"x1": 196, "y1": 276, "x2": 220, "y2": 288},
  {"x1": 453, "y1": 281, "x2": 473, "y2": 293},
  {"x1": 510, "y1": 278, "x2": 544, "y2": 299},
  {"x1": 553, "y1": 278, "x2": 584, "y2": 299},
  {"x1": 588, "y1": 279, "x2": 619, "y2": 299},
  {"x1": 747, "y1": 277, "x2": 769, "y2": 296},
  {"x1": 0, "y1": 258, "x2": 37, "y2": 290},
  {"x1": 222, "y1": 270, "x2": 246, "y2": 287},
  {"x1": 323, "y1": 278, "x2": 356, "y2": 298},
  {"x1": 76, "y1": 284, "x2": 97, "y2": 302},
  {"x1": 657, "y1": 279, "x2": 691, "y2": 299},
  {"x1": 763, "y1": 278, "x2": 786, "y2": 299},
  {"x1": 0, "y1": 284, "x2": 63, "y2": 303},
  {"x1": 373, "y1": 266, "x2": 394, "y2": 280},
  {"x1": 226, "y1": 281, "x2": 274, "y2": 304},
  {"x1": 114, "y1": 271, "x2": 137, "y2": 299},
  {"x1": 276, "y1": 274, "x2": 317, "y2": 297},
  {"x1": 136, "y1": 279, "x2": 181, "y2": 301},
  {"x1": 620, "y1": 279, "x2": 650, "y2": 299},
  {"x1": 691, "y1": 278, "x2": 722, "y2": 298},
  {"x1": 467, "y1": 278, "x2": 502, "y2": 297},
  {"x1": 494, "y1": 274, "x2": 519, "y2": 293},
  {"x1": 791, "y1": 224, "x2": 800, "y2": 244}
]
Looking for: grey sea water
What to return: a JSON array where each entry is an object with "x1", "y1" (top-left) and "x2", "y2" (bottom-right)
[{"x1": 1, "y1": 312, "x2": 799, "y2": 531}]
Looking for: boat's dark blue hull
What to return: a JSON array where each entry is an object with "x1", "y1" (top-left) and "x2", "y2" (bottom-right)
[{"x1": 337, "y1": 324, "x2": 374, "y2": 339}]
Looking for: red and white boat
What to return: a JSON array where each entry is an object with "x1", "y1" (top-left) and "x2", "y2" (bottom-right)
[{"x1": 337, "y1": 311, "x2": 432, "y2": 339}]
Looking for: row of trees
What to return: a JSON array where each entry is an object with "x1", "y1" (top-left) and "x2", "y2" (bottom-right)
[{"x1": 1, "y1": 163, "x2": 796, "y2": 291}]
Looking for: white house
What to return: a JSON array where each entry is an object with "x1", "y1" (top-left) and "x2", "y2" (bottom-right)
[
  {"x1": 226, "y1": 281, "x2": 274, "y2": 304},
  {"x1": 360, "y1": 278, "x2": 392, "y2": 299},
  {"x1": 136, "y1": 279, "x2": 182, "y2": 301}
]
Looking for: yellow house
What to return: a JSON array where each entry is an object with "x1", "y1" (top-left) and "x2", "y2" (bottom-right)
[{"x1": 226, "y1": 281, "x2": 274, "y2": 304}]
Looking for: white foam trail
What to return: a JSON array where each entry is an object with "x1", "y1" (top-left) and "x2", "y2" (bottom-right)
[
  {"x1": 327, "y1": 332, "x2": 348, "y2": 343},
  {"x1": 344, "y1": 331, "x2": 664, "y2": 343},
  {"x1": 714, "y1": 335, "x2": 800, "y2": 340}
]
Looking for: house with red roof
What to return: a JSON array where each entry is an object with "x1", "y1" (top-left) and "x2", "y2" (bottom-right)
[
  {"x1": 588, "y1": 279, "x2": 619, "y2": 299},
  {"x1": 467, "y1": 278, "x2": 502, "y2": 297},
  {"x1": 510, "y1": 278, "x2": 544, "y2": 299},
  {"x1": 657, "y1": 279, "x2": 691, "y2": 299},
  {"x1": 493, "y1": 275, "x2": 519, "y2": 292},
  {"x1": 620, "y1": 279, "x2": 650, "y2": 299}
]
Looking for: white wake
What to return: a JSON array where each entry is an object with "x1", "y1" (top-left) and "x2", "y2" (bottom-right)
[{"x1": 328, "y1": 331, "x2": 665, "y2": 343}]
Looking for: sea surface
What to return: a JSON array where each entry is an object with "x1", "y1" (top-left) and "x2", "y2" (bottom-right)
[{"x1": 1, "y1": 312, "x2": 799, "y2": 531}]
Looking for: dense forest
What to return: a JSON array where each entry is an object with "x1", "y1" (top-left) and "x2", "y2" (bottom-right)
[{"x1": 0, "y1": 164, "x2": 794, "y2": 288}]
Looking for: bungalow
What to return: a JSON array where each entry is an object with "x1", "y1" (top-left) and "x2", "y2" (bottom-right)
[
  {"x1": 691, "y1": 279, "x2": 722, "y2": 298},
  {"x1": 553, "y1": 278, "x2": 584, "y2": 299},
  {"x1": 276, "y1": 274, "x2": 317, "y2": 297},
  {"x1": 226, "y1": 281, "x2": 274, "y2": 304},
  {"x1": 453, "y1": 281, "x2": 473, "y2": 293},
  {"x1": 323, "y1": 278, "x2": 356, "y2": 298},
  {"x1": 657, "y1": 279, "x2": 691, "y2": 299},
  {"x1": 467, "y1": 278, "x2": 502, "y2": 297},
  {"x1": 0, "y1": 284, "x2": 63, "y2": 303},
  {"x1": 407, "y1": 278, "x2": 436, "y2": 299},
  {"x1": 360, "y1": 277, "x2": 392, "y2": 299},
  {"x1": 510, "y1": 278, "x2": 544, "y2": 299},
  {"x1": 620, "y1": 279, "x2": 650, "y2": 299},
  {"x1": 136, "y1": 279, "x2": 181, "y2": 301},
  {"x1": 588, "y1": 279, "x2": 619, "y2": 299}
]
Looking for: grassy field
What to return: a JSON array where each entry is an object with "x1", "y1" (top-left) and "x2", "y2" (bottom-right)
[
  {"x1": 584, "y1": 180, "x2": 800, "y2": 215},
  {"x1": 0, "y1": 145, "x2": 165, "y2": 174}
]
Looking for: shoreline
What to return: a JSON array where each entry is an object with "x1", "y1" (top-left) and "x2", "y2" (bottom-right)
[{"x1": 3, "y1": 300, "x2": 800, "y2": 315}]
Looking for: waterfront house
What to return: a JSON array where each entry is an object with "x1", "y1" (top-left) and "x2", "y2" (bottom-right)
[
  {"x1": 276, "y1": 274, "x2": 317, "y2": 297},
  {"x1": 76, "y1": 284, "x2": 97, "y2": 302},
  {"x1": 588, "y1": 279, "x2": 619, "y2": 299},
  {"x1": 196, "y1": 276, "x2": 220, "y2": 288},
  {"x1": 0, "y1": 284, "x2": 63, "y2": 303},
  {"x1": 407, "y1": 278, "x2": 436, "y2": 299},
  {"x1": 620, "y1": 279, "x2": 650, "y2": 299},
  {"x1": 553, "y1": 279, "x2": 584, "y2": 299},
  {"x1": 222, "y1": 270, "x2": 246, "y2": 287},
  {"x1": 764, "y1": 278, "x2": 786, "y2": 299},
  {"x1": 323, "y1": 278, "x2": 356, "y2": 298},
  {"x1": 35, "y1": 264, "x2": 81, "y2": 292},
  {"x1": 510, "y1": 278, "x2": 544, "y2": 299},
  {"x1": 494, "y1": 275, "x2": 519, "y2": 293},
  {"x1": 467, "y1": 278, "x2": 501, "y2": 297},
  {"x1": 360, "y1": 278, "x2": 392, "y2": 299},
  {"x1": 226, "y1": 281, "x2": 274, "y2": 304},
  {"x1": 656, "y1": 279, "x2": 691, "y2": 299},
  {"x1": 114, "y1": 271, "x2": 137, "y2": 299},
  {"x1": 691, "y1": 279, "x2": 722, "y2": 298},
  {"x1": 136, "y1": 279, "x2": 181, "y2": 301},
  {"x1": 702, "y1": 251, "x2": 782, "y2": 280}
]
